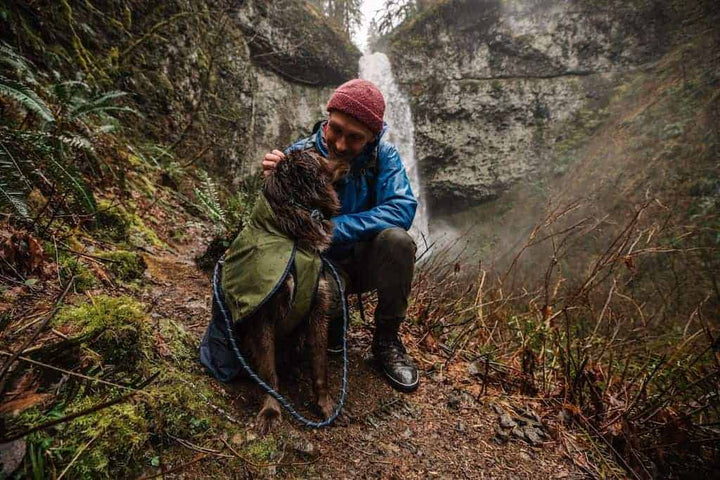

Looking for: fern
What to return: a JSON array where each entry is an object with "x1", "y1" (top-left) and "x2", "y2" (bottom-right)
[
  {"x1": 50, "y1": 80, "x2": 91, "y2": 103},
  {"x1": 0, "y1": 74, "x2": 54, "y2": 122},
  {"x1": 0, "y1": 140, "x2": 32, "y2": 189},
  {"x1": 0, "y1": 43, "x2": 138, "y2": 221},
  {"x1": 0, "y1": 178, "x2": 29, "y2": 219},
  {"x1": 0, "y1": 41, "x2": 34, "y2": 75},
  {"x1": 0, "y1": 140, "x2": 31, "y2": 219},
  {"x1": 194, "y1": 171, "x2": 226, "y2": 225},
  {"x1": 58, "y1": 134, "x2": 95, "y2": 152},
  {"x1": 69, "y1": 90, "x2": 133, "y2": 119},
  {"x1": 47, "y1": 155, "x2": 96, "y2": 213}
]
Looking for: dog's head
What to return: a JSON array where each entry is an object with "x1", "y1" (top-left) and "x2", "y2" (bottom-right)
[{"x1": 264, "y1": 150, "x2": 341, "y2": 252}]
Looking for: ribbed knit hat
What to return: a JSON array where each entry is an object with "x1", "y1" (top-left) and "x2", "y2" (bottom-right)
[{"x1": 326, "y1": 79, "x2": 385, "y2": 135}]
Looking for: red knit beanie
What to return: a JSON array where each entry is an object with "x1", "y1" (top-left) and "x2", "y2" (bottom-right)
[{"x1": 326, "y1": 79, "x2": 385, "y2": 135}]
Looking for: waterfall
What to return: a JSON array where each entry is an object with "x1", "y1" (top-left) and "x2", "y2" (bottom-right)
[{"x1": 359, "y1": 52, "x2": 430, "y2": 248}]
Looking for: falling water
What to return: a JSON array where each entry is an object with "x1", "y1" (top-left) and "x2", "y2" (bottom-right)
[{"x1": 359, "y1": 52, "x2": 430, "y2": 248}]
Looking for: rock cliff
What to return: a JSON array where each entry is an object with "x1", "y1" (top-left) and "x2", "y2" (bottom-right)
[
  {"x1": 386, "y1": 0, "x2": 674, "y2": 216},
  {"x1": 2, "y1": 0, "x2": 359, "y2": 182}
]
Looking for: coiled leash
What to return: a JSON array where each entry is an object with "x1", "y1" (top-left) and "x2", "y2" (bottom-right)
[{"x1": 212, "y1": 255, "x2": 348, "y2": 428}]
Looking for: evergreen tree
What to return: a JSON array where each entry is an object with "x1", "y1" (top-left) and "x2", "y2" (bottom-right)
[{"x1": 313, "y1": 0, "x2": 363, "y2": 38}]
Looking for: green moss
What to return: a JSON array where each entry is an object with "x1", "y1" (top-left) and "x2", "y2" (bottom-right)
[
  {"x1": 92, "y1": 199, "x2": 165, "y2": 249},
  {"x1": 156, "y1": 318, "x2": 199, "y2": 368},
  {"x1": 127, "y1": 214, "x2": 165, "y2": 249},
  {"x1": 98, "y1": 249, "x2": 147, "y2": 282},
  {"x1": 12, "y1": 369, "x2": 230, "y2": 479},
  {"x1": 93, "y1": 199, "x2": 131, "y2": 242},
  {"x1": 245, "y1": 437, "x2": 278, "y2": 462},
  {"x1": 55, "y1": 396, "x2": 150, "y2": 479},
  {"x1": 53, "y1": 295, "x2": 152, "y2": 371},
  {"x1": 62, "y1": 258, "x2": 98, "y2": 292},
  {"x1": 44, "y1": 242, "x2": 99, "y2": 292},
  {"x1": 9, "y1": 310, "x2": 234, "y2": 479},
  {"x1": 148, "y1": 368, "x2": 219, "y2": 439}
]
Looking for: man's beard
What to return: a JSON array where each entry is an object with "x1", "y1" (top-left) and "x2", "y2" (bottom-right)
[{"x1": 328, "y1": 146, "x2": 351, "y2": 163}]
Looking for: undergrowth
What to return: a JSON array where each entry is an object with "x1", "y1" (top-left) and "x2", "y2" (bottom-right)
[
  {"x1": 3, "y1": 295, "x2": 234, "y2": 479},
  {"x1": 406, "y1": 37, "x2": 720, "y2": 478},
  {"x1": 0, "y1": 34, "x2": 261, "y2": 480}
]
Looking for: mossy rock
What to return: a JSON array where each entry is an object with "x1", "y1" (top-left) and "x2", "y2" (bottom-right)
[
  {"x1": 8, "y1": 298, "x2": 240, "y2": 479},
  {"x1": 91, "y1": 200, "x2": 165, "y2": 249},
  {"x1": 98, "y1": 249, "x2": 147, "y2": 282},
  {"x1": 93, "y1": 199, "x2": 132, "y2": 242},
  {"x1": 44, "y1": 241, "x2": 100, "y2": 292},
  {"x1": 53, "y1": 295, "x2": 152, "y2": 372}
]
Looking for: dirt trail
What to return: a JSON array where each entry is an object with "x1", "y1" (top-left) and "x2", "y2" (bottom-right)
[{"x1": 142, "y1": 238, "x2": 583, "y2": 479}]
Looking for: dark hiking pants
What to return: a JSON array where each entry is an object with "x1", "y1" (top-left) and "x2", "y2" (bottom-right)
[{"x1": 328, "y1": 227, "x2": 416, "y2": 326}]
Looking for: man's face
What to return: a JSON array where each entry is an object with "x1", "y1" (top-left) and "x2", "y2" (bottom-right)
[{"x1": 324, "y1": 111, "x2": 375, "y2": 163}]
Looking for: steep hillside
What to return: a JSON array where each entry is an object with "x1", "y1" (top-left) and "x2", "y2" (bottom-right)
[{"x1": 385, "y1": 0, "x2": 719, "y2": 298}]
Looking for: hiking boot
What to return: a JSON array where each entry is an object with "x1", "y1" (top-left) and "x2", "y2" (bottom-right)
[{"x1": 372, "y1": 318, "x2": 419, "y2": 392}]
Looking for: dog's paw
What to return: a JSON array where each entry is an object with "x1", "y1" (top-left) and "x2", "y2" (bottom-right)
[
  {"x1": 316, "y1": 394, "x2": 335, "y2": 420},
  {"x1": 256, "y1": 406, "x2": 281, "y2": 436}
]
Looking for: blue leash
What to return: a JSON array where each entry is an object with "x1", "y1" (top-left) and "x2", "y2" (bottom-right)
[{"x1": 212, "y1": 256, "x2": 348, "y2": 428}]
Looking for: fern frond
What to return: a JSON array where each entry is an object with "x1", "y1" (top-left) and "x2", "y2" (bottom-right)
[
  {"x1": 68, "y1": 91, "x2": 127, "y2": 118},
  {"x1": 57, "y1": 134, "x2": 95, "y2": 152},
  {"x1": 47, "y1": 155, "x2": 96, "y2": 213},
  {"x1": 0, "y1": 178, "x2": 29, "y2": 219},
  {"x1": 70, "y1": 105, "x2": 139, "y2": 120},
  {"x1": 94, "y1": 123, "x2": 118, "y2": 134},
  {"x1": 0, "y1": 141, "x2": 33, "y2": 189},
  {"x1": 50, "y1": 80, "x2": 91, "y2": 103},
  {"x1": 0, "y1": 75, "x2": 54, "y2": 122},
  {"x1": 0, "y1": 41, "x2": 34, "y2": 74},
  {"x1": 194, "y1": 171, "x2": 226, "y2": 224}
]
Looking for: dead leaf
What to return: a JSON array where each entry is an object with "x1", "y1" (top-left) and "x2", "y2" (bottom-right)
[
  {"x1": 154, "y1": 333, "x2": 172, "y2": 357},
  {"x1": 27, "y1": 236, "x2": 44, "y2": 272},
  {"x1": 421, "y1": 332, "x2": 438, "y2": 353}
]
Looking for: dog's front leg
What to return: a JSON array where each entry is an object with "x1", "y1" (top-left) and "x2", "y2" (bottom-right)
[
  {"x1": 307, "y1": 277, "x2": 334, "y2": 420},
  {"x1": 251, "y1": 312, "x2": 282, "y2": 436}
]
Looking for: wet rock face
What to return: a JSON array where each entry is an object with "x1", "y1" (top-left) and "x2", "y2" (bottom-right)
[
  {"x1": 7, "y1": 0, "x2": 358, "y2": 185},
  {"x1": 136, "y1": 0, "x2": 358, "y2": 182},
  {"x1": 387, "y1": 0, "x2": 672, "y2": 215},
  {"x1": 239, "y1": 0, "x2": 359, "y2": 86}
]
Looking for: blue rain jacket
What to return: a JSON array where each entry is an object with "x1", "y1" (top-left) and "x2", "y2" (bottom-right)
[{"x1": 286, "y1": 121, "x2": 417, "y2": 259}]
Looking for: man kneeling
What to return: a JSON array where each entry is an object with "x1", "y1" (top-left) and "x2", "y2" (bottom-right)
[{"x1": 262, "y1": 79, "x2": 419, "y2": 392}]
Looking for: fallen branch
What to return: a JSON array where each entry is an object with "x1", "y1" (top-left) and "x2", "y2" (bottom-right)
[
  {"x1": 0, "y1": 351, "x2": 147, "y2": 393},
  {"x1": 3, "y1": 388, "x2": 138, "y2": 442},
  {"x1": 57, "y1": 432, "x2": 100, "y2": 480}
]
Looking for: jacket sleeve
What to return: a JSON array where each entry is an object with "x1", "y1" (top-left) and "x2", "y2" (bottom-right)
[{"x1": 331, "y1": 143, "x2": 417, "y2": 244}]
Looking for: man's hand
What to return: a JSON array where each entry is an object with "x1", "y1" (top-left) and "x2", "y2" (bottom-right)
[{"x1": 262, "y1": 150, "x2": 285, "y2": 177}]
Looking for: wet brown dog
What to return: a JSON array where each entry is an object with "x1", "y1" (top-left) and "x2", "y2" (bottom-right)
[{"x1": 236, "y1": 149, "x2": 340, "y2": 435}]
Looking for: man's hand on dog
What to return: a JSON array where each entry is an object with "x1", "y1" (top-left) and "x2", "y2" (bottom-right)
[{"x1": 262, "y1": 149, "x2": 285, "y2": 177}]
